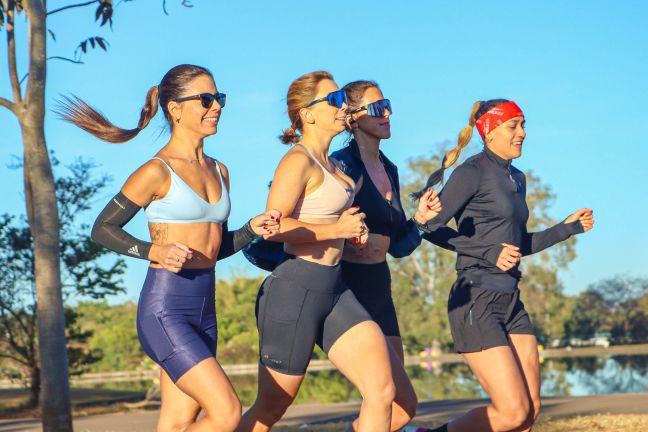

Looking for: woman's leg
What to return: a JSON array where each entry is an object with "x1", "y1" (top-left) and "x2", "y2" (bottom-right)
[
  {"x1": 446, "y1": 346, "x2": 530, "y2": 432},
  {"x1": 237, "y1": 365, "x2": 305, "y2": 432},
  {"x1": 157, "y1": 368, "x2": 201, "y2": 432},
  {"x1": 508, "y1": 334, "x2": 541, "y2": 431},
  {"x1": 349, "y1": 336, "x2": 418, "y2": 431},
  {"x1": 163, "y1": 357, "x2": 242, "y2": 432},
  {"x1": 327, "y1": 320, "x2": 396, "y2": 432}
]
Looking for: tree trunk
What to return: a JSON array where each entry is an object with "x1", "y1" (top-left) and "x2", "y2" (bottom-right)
[
  {"x1": 28, "y1": 365, "x2": 41, "y2": 409},
  {"x1": 22, "y1": 1, "x2": 73, "y2": 430}
]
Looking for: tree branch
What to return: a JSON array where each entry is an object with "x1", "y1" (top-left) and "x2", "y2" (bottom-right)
[
  {"x1": 19, "y1": 57, "x2": 85, "y2": 85},
  {"x1": 0, "y1": 352, "x2": 30, "y2": 367},
  {"x1": 6, "y1": 5, "x2": 22, "y2": 103},
  {"x1": 0, "y1": 96, "x2": 16, "y2": 114},
  {"x1": 47, "y1": 0, "x2": 99, "y2": 16},
  {"x1": 47, "y1": 56, "x2": 85, "y2": 64}
]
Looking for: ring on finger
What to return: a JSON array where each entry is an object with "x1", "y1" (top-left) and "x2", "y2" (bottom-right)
[{"x1": 175, "y1": 255, "x2": 180, "y2": 263}]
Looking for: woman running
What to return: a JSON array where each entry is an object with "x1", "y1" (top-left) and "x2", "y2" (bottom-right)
[
  {"x1": 333, "y1": 81, "x2": 522, "y2": 431},
  {"x1": 413, "y1": 99, "x2": 594, "y2": 432},
  {"x1": 238, "y1": 71, "x2": 395, "y2": 432},
  {"x1": 58, "y1": 64, "x2": 280, "y2": 432}
]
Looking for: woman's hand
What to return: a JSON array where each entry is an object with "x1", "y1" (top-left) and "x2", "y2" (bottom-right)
[
  {"x1": 414, "y1": 188, "x2": 443, "y2": 225},
  {"x1": 149, "y1": 242, "x2": 193, "y2": 273},
  {"x1": 564, "y1": 208, "x2": 594, "y2": 233},
  {"x1": 495, "y1": 243, "x2": 522, "y2": 272},
  {"x1": 335, "y1": 206, "x2": 367, "y2": 239},
  {"x1": 250, "y1": 209, "x2": 282, "y2": 236}
]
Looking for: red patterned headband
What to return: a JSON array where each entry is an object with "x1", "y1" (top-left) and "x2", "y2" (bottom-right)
[{"x1": 475, "y1": 101, "x2": 524, "y2": 140}]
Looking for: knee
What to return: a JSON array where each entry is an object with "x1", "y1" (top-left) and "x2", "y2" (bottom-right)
[
  {"x1": 364, "y1": 378, "x2": 396, "y2": 408},
  {"x1": 255, "y1": 392, "x2": 295, "y2": 424},
  {"x1": 206, "y1": 397, "x2": 242, "y2": 431},
  {"x1": 496, "y1": 399, "x2": 530, "y2": 431}
]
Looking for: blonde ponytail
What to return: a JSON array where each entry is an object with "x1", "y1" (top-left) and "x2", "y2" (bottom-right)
[{"x1": 411, "y1": 101, "x2": 482, "y2": 199}]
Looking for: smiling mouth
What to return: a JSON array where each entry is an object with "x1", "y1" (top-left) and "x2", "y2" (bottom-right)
[{"x1": 203, "y1": 117, "x2": 219, "y2": 123}]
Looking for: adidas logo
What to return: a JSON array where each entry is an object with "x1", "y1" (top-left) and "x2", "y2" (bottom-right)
[{"x1": 128, "y1": 245, "x2": 140, "y2": 256}]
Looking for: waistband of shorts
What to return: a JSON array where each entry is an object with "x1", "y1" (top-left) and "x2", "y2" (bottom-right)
[
  {"x1": 458, "y1": 269, "x2": 519, "y2": 293},
  {"x1": 144, "y1": 267, "x2": 215, "y2": 296},
  {"x1": 272, "y1": 256, "x2": 343, "y2": 293}
]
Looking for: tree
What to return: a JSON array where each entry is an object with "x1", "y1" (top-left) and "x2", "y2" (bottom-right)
[
  {"x1": 588, "y1": 276, "x2": 648, "y2": 343},
  {"x1": 0, "y1": 157, "x2": 125, "y2": 409},
  {"x1": 563, "y1": 290, "x2": 610, "y2": 340},
  {"x1": 0, "y1": 2, "x2": 190, "y2": 429}
]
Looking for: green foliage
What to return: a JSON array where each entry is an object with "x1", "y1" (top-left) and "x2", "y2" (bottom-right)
[
  {"x1": 565, "y1": 276, "x2": 648, "y2": 343},
  {"x1": 215, "y1": 274, "x2": 265, "y2": 364},
  {"x1": 75, "y1": 301, "x2": 144, "y2": 372},
  {"x1": 0, "y1": 157, "x2": 125, "y2": 399}
]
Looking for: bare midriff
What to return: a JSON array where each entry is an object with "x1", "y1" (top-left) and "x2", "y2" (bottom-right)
[
  {"x1": 148, "y1": 222, "x2": 223, "y2": 269},
  {"x1": 284, "y1": 215, "x2": 346, "y2": 266},
  {"x1": 342, "y1": 233, "x2": 391, "y2": 265}
]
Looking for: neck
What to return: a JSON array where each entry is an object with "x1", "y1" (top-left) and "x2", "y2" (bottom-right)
[
  {"x1": 167, "y1": 129, "x2": 206, "y2": 160},
  {"x1": 485, "y1": 144, "x2": 511, "y2": 162},
  {"x1": 353, "y1": 131, "x2": 381, "y2": 163},
  {"x1": 300, "y1": 128, "x2": 335, "y2": 161}
]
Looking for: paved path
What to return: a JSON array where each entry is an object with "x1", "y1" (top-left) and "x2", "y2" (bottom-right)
[{"x1": 2, "y1": 394, "x2": 647, "y2": 431}]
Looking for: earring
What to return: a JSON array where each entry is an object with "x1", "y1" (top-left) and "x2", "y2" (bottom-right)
[{"x1": 176, "y1": 118, "x2": 180, "y2": 124}]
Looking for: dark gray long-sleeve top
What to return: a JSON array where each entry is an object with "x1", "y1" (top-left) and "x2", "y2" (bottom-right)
[{"x1": 424, "y1": 146, "x2": 583, "y2": 279}]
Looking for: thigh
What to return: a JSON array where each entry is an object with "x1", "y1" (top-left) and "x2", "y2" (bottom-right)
[
  {"x1": 462, "y1": 346, "x2": 528, "y2": 412},
  {"x1": 386, "y1": 336, "x2": 405, "y2": 364},
  {"x1": 158, "y1": 368, "x2": 201, "y2": 429},
  {"x1": 327, "y1": 320, "x2": 392, "y2": 392},
  {"x1": 256, "y1": 363, "x2": 306, "y2": 406},
  {"x1": 508, "y1": 334, "x2": 540, "y2": 404},
  {"x1": 174, "y1": 357, "x2": 240, "y2": 418},
  {"x1": 320, "y1": 288, "x2": 372, "y2": 353}
]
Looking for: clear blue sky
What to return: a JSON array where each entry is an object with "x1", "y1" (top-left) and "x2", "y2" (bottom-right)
[{"x1": 1, "y1": 1, "x2": 647, "y2": 302}]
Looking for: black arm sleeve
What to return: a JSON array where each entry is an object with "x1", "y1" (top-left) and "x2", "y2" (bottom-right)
[
  {"x1": 217, "y1": 220, "x2": 260, "y2": 260},
  {"x1": 91, "y1": 192, "x2": 152, "y2": 260},
  {"x1": 425, "y1": 163, "x2": 480, "y2": 231},
  {"x1": 424, "y1": 226, "x2": 501, "y2": 262},
  {"x1": 520, "y1": 221, "x2": 584, "y2": 256}
]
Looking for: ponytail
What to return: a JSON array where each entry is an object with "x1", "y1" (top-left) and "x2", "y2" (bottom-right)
[
  {"x1": 56, "y1": 85, "x2": 159, "y2": 144},
  {"x1": 411, "y1": 101, "x2": 482, "y2": 200},
  {"x1": 279, "y1": 123, "x2": 300, "y2": 144}
]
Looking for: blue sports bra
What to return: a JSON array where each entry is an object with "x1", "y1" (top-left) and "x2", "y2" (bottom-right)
[{"x1": 145, "y1": 157, "x2": 231, "y2": 224}]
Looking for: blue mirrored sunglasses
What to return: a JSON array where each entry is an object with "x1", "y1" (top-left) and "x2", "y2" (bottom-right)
[
  {"x1": 350, "y1": 99, "x2": 392, "y2": 117},
  {"x1": 306, "y1": 90, "x2": 348, "y2": 109}
]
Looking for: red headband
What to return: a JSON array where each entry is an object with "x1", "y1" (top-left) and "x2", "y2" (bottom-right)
[{"x1": 475, "y1": 101, "x2": 524, "y2": 140}]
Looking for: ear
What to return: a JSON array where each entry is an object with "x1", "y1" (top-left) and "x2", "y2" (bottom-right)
[
  {"x1": 168, "y1": 100, "x2": 181, "y2": 118},
  {"x1": 300, "y1": 107, "x2": 315, "y2": 125}
]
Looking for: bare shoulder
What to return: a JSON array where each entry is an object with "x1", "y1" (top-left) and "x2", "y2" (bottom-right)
[
  {"x1": 121, "y1": 158, "x2": 171, "y2": 206},
  {"x1": 212, "y1": 158, "x2": 230, "y2": 190}
]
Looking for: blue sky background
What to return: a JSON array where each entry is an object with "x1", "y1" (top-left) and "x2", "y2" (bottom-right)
[{"x1": 1, "y1": 1, "x2": 647, "y2": 302}]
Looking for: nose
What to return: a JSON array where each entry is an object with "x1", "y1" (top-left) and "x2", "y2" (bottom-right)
[{"x1": 384, "y1": 108, "x2": 391, "y2": 118}]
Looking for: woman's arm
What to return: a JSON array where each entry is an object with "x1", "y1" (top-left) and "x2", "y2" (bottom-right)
[
  {"x1": 264, "y1": 149, "x2": 365, "y2": 243},
  {"x1": 92, "y1": 160, "x2": 192, "y2": 272}
]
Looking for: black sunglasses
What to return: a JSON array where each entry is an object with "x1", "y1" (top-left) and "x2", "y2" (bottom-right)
[
  {"x1": 349, "y1": 99, "x2": 392, "y2": 117},
  {"x1": 306, "y1": 90, "x2": 348, "y2": 109},
  {"x1": 175, "y1": 92, "x2": 227, "y2": 109}
]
